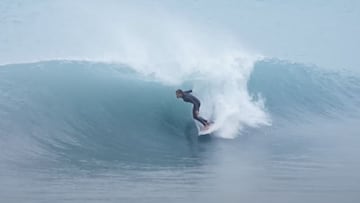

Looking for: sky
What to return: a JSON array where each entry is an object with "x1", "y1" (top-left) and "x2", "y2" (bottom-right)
[
  {"x1": 0, "y1": 0, "x2": 359, "y2": 72},
  {"x1": 159, "y1": 0, "x2": 360, "y2": 71}
]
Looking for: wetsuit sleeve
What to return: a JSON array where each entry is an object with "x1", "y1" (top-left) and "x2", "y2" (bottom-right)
[{"x1": 183, "y1": 90, "x2": 192, "y2": 93}]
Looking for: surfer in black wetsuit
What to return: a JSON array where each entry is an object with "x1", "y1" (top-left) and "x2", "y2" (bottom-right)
[{"x1": 176, "y1": 89, "x2": 210, "y2": 128}]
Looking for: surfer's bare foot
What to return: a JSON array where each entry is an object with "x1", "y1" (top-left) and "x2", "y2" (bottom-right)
[{"x1": 203, "y1": 125, "x2": 210, "y2": 130}]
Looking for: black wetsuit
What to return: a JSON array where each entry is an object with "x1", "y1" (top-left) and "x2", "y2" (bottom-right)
[{"x1": 181, "y1": 90, "x2": 208, "y2": 126}]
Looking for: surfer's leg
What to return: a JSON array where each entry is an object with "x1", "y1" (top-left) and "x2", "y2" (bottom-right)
[
  {"x1": 194, "y1": 115, "x2": 208, "y2": 126},
  {"x1": 197, "y1": 117, "x2": 209, "y2": 126},
  {"x1": 192, "y1": 105, "x2": 208, "y2": 126}
]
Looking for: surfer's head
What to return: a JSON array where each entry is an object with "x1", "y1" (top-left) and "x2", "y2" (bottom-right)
[{"x1": 176, "y1": 89, "x2": 183, "y2": 98}]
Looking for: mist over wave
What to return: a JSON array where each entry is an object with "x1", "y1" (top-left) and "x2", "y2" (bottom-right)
[
  {"x1": 0, "y1": 0, "x2": 272, "y2": 139},
  {"x1": 4, "y1": 1, "x2": 358, "y2": 139}
]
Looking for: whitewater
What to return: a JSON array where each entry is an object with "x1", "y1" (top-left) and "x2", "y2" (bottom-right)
[{"x1": 1, "y1": 1, "x2": 360, "y2": 203}]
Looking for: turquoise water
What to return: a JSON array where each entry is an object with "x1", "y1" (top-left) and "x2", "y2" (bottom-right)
[
  {"x1": 1, "y1": 1, "x2": 360, "y2": 202},
  {"x1": 0, "y1": 61, "x2": 359, "y2": 202}
]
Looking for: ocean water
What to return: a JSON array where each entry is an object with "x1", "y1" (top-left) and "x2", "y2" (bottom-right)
[
  {"x1": 1, "y1": 60, "x2": 359, "y2": 203},
  {"x1": 1, "y1": 1, "x2": 360, "y2": 203}
]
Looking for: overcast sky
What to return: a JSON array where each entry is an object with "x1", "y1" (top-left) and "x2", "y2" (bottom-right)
[{"x1": 0, "y1": 0, "x2": 359, "y2": 72}]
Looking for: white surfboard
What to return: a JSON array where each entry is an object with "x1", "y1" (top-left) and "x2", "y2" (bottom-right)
[{"x1": 198, "y1": 123, "x2": 217, "y2": 135}]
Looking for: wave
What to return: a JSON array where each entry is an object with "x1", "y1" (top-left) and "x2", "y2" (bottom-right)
[
  {"x1": 0, "y1": 61, "x2": 200, "y2": 168},
  {"x1": 0, "y1": 0, "x2": 271, "y2": 139},
  {"x1": 0, "y1": 60, "x2": 359, "y2": 167},
  {"x1": 249, "y1": 59, "x2": 360, "y2": 119}
]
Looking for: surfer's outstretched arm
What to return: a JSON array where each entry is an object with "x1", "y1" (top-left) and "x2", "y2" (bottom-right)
[{"x1": 183, "y1": 90, "x2": 192, "y2": 93}]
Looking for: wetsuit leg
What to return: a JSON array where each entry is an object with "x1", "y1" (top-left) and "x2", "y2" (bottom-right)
[{"x1": 192, "y1": 104, "x2": 208, "y2": 126}]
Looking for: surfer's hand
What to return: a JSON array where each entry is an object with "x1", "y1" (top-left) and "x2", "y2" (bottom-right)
[{"x1": 195, "y1": 111, "x2": 199, "y2": 116}]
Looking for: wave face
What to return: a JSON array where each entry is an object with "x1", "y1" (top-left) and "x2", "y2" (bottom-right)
[
  {"x1": 0, "y1": 60, "x2": 359, "y2": 166},
  {"x1": 0, "y1": 61, "x2": 199, "y2": 168},
  {"x1": 249, "y1": 59, "x2": 360, "y2": 120}
]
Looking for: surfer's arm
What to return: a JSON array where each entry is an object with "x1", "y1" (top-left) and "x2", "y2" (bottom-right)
[{"x1": 184, "y1": 90, "x2": 192, "y2": 93}]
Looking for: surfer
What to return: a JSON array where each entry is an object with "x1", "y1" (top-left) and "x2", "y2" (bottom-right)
[{"x1": 176, "y1": 89, "x2": 210, "y2": 129}]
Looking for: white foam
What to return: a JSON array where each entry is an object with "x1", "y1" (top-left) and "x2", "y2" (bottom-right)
[{"x1": 0, "y1": 0, "x2": 271, "y2": 138}]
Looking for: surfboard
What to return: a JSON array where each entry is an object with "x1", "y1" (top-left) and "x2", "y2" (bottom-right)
[{"x1": 198, "y1": 123, "x2": 216, "y2": 135}]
